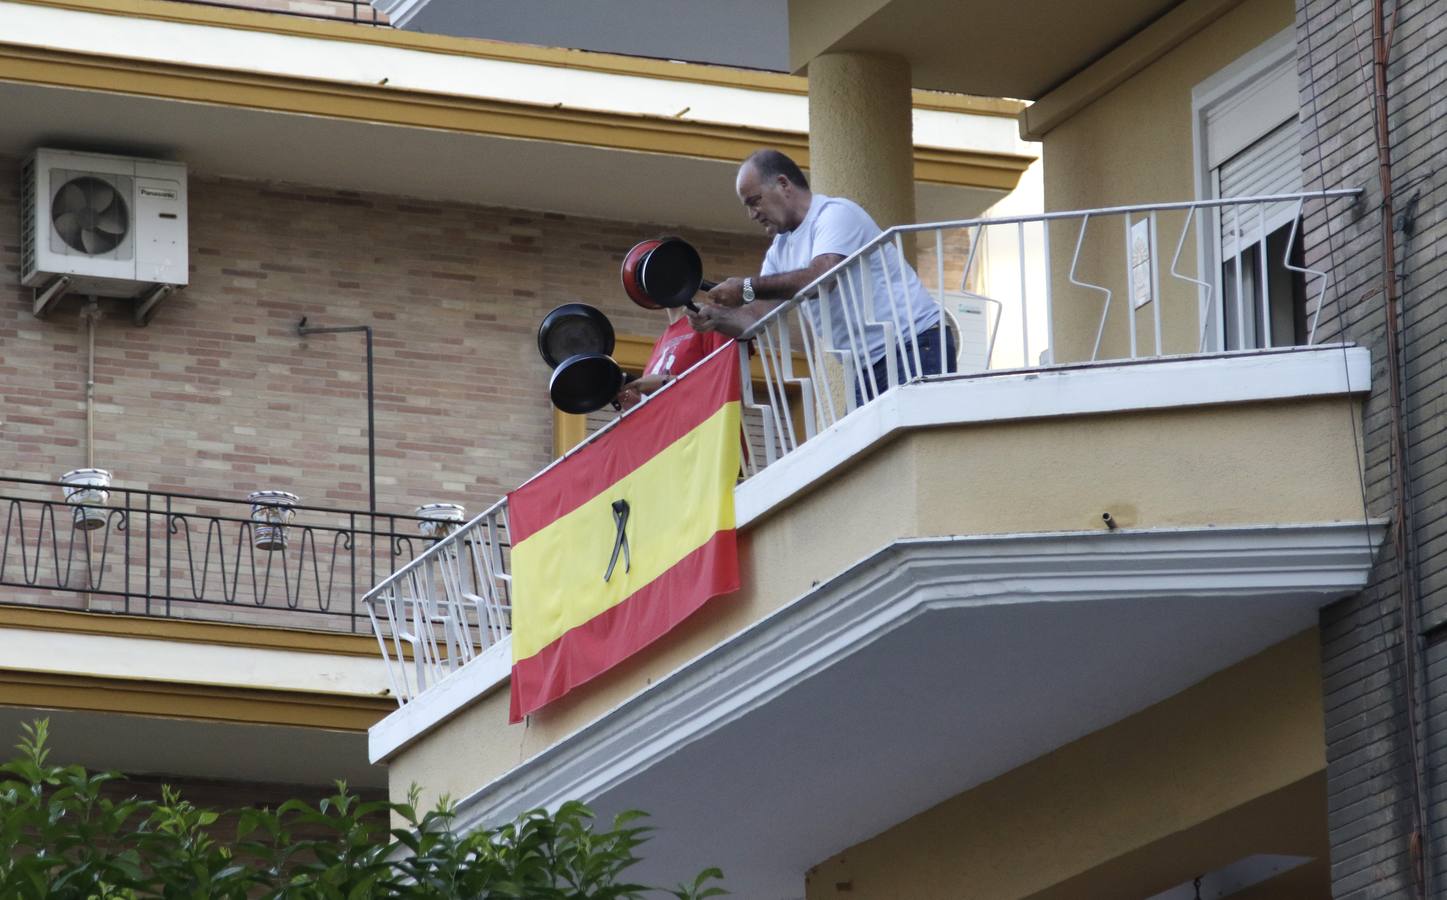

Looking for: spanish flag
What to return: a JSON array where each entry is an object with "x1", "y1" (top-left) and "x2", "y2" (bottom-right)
[{"x1": 508, "y1": 345, "x2": 742, "y2": 722}]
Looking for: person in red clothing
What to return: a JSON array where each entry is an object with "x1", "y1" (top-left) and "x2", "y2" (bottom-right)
[{"x1": 616, "y1": 305, "x2": 732, "y2": 410}]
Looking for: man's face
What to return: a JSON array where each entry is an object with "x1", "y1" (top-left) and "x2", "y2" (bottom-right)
[{"x1": 736, "y1": 164, "x2": 793, "y2": 237}]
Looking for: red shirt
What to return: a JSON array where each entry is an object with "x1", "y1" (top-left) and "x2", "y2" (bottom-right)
[{"x1": 644, "y1": 317, "x2": 732, "y2": 379}]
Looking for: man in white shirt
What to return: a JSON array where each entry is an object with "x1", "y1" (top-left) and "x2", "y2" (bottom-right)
[{"x1": 689, "y1": 149, "x2": 953, "y2": 400}]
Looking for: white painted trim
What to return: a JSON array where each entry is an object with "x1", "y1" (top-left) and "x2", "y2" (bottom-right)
[
  {"x1": 736, "y1": 344, "x2": 1371, "y2": 527},
  {"x1": 368, "y1": 638, "x2": 510, "y2": 763},
  {"x1": 446, "y1": 521, "x2": 1383, "y2": 834},
  {"x1": 1192, "y1": 28, "x2": 1298, "y2": 167}
]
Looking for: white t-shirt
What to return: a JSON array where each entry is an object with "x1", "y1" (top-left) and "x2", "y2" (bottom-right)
[{"x1": 761, "y1": 193, "x2": 938, "y2": 363}]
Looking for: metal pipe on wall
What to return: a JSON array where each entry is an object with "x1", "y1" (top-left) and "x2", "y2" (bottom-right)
[
  {"x1": 81, "y1": 298, "x2": 99, "y2": 469},
  {"x1": 1370, "y1": 1, "x2": 1429, "y2": 896},
  {"x1": 296, "y1": 318, "x2": 377, "y2": 514}
]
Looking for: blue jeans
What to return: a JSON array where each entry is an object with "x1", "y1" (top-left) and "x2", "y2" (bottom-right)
[{"x1": 855, "y1": 324, "x2": 957, "y2": 405}]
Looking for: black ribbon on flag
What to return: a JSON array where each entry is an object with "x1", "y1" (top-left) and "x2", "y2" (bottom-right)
[{"x1": 604, "y1": 499, "x2": 631, "y2": 582}]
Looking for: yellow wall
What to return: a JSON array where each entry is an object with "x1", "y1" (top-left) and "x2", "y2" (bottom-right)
[
  {"x1": 385, "y1": 395, "x2": 1362, "y2": 811},
  {"x1": 808, "y1": 51, "x2": 917, "y2": 231},
  {"x1": 805, "y1": 630, "x2": 1328, "y2": 899},
  {"x1": 1041, "y1": 0, "x2": 1295, "y2": 362}
]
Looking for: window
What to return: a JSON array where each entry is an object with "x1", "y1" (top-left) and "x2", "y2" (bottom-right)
[{"x1": 1192, "y1": 29, "x2": 1305, "y2": 351}]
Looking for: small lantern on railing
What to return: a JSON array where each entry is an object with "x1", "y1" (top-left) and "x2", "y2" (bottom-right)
[
  {"x1": 247, "y1": 490, "x2": 300, "y2": 552},
  {"x1": 416, "y1": 503, "x2": 466, "y2": 540},
  {"x1": 59, "y1": 468, "x2": 112, "y2": 531}
]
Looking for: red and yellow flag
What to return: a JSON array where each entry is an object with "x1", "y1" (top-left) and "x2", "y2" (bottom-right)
[{"x1": 507, "y1": 346, "x2": 742, "y2": 722}]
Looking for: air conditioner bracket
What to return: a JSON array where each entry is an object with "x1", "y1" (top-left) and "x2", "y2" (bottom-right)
[
  {"x1": 31, "y1": 275, "x2": 72, "y2": 320},
  {"x1": 133, "y1": 284, "x2": 177, "y2": 327}
]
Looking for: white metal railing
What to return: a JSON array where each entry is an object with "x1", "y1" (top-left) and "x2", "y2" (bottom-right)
[
  {"x1": 733, "y1": 190, "x2": 1361, "y2": 474},
  {"x1": 366, "y1": 190, "x2": 1360, "y2": 704},
  {"x1": 365, "y1": 500, "x2": 511, "y2": 703}
]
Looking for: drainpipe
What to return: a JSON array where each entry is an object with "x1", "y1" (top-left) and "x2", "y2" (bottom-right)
[
  {"x1": 1370, "y1": 2, "x2": 1428, "y2": 897},
  {"x1": 78, "y1": 297, "x2": 101, "y2": 613},
  {"x1": 80, "y1": 298, "x2": 100, "y2": 469},
  {"x1": 296, "y1": 318, "x2": 377, "y2": 514}
]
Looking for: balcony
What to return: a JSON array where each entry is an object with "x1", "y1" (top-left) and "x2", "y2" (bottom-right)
[
  {"x1": 0, "y1": 478, "x2": 441, "y2": 786},
  {"x1": 363, "y1": 191, "x2": 1380, "y2": 897},
  {"x1": 0, "y1": 476, "x2": 438, "y2": 632}
]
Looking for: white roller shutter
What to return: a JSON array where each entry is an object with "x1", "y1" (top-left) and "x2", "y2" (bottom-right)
[{"x1": 1217, "y1": 118, "x2": 1301, "y2": 258}]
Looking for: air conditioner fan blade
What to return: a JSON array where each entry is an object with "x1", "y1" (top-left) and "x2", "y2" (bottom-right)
[
  {"x1": 53, "y1": 211, "x2": 83, "y2": 247},
  {"x1": 94, "y1": 207, "x2": 126, "y2": 235},
  {"x1": 81, "y1": 228, "x2": 108, "y2": 255},
  {"x1": 86, "y1": 181, "x2": 116, "y2": 215},
  {"x1": 55, "y1": 182, "x2": 87, "y2": 216}
]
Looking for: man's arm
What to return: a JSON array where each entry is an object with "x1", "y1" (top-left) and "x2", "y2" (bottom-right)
[
  {"x1": 686, "y1": 299, "x2": 773, "y2": 338},
  {"x1": 705, "y1": 253, "x2": 845, "y2": 307}
]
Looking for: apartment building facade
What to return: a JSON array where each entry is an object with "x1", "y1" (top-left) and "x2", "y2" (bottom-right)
[
  {"x1": 0, "y1": 0, "x2": 1034, "y2": 825},
  {"x1": 362, "y1": 0, "x2": 1441, "y2": 897}
]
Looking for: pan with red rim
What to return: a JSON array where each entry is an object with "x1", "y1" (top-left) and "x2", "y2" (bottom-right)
[{"x1": 620, "y1": 237, "x2": 717, "y2": 312}]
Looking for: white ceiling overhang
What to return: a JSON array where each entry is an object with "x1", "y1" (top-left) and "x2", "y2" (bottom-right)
[
  {"x1": 0, "y1": 1, "x2": 1032, "y2": 232},
  {"x1": 446, "y1": 522, "x2": 1382, "y2": 899}
]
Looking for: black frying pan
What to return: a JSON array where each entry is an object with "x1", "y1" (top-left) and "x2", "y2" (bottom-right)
[
  {"x1": 549, "y1": 354, "x2": 627, "y2": 415},
  {"x1": 537, "y1": 302, "x2": 615, "y2": 367},
  {"x1": 621, "y1": 237, "x2": 717, "y2": 312},
  {"x1": 537, "y1": 303, "x2": 630, "y2": 415}
]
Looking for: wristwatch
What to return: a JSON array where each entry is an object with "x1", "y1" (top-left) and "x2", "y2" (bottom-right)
[{"x1": 742, "y1": 277, "x2": 755, "y2": 303}]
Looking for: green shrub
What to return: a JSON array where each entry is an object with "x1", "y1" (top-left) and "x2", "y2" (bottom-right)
[{"x1": 0, "y1": 720, "x2": 724, "y2": 899}]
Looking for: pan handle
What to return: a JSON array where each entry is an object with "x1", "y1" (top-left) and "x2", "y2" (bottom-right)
[
  {"x1": 685, "y1": 279, "x2": 718, "y2": 313},
  {"x1": 611, "y1": 372, "x2": 637, "y2": 410}
]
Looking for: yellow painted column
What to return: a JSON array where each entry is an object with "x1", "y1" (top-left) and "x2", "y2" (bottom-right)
[{"x1": 807, "y1": 51, "x2": 916, "y2": 229}]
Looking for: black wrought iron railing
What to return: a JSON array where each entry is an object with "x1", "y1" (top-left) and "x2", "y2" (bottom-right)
[
  {"x1": 163, "y1": 0, "x2": 390, "y2": 27},
  {"x1": 0, "y1": 477, "x2": 447, "y2": 632}
]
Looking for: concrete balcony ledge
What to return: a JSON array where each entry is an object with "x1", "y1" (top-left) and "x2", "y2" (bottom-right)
[
  {"x1": 369, "y1": 343, "x2": 1377, "y2": 895},
  {"x1": 369, "y1": 343, "x2": 1373, "y2": 763},
  {"x1": 736, "y1": 344, "x2": 1372, "y2": 528},
  {"x1": 0, "y1": 605, "x2": 395, "y2": 787}
]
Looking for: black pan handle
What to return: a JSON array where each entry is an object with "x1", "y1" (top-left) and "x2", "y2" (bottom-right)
[
  {"x1": 611, "y1": 373, "x2": 639, "y2": 410},
  {"x1": 686, "y1": 279, "x2": 719, "y2": 313}
]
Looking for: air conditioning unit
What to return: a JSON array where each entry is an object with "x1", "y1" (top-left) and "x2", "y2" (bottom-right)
[{"x1": 20, "y1": 149, "x2": 188, "y2": 316}]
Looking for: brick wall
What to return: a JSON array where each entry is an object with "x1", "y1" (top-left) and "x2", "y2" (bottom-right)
[
  {"x1": 1298, "y1": 0, "x2": 1446, "y2": 895},
  {"x1": 0, "y1": 157, "x2": 766, "y2": 535}
]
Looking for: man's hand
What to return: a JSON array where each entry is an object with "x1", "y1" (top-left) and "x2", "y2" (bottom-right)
[
  {"x1": 687, "y1": 302, "x2": 753, "y2": 337},
  {"x1": 706, "y1": 278, "x2": 748, "y2": 307},
  {"x1": 615, "y1": 384, "x2": 642, "y2": 410}
]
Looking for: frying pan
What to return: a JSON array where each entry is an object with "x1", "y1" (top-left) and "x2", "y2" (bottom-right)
[
  {"x1": 621, "y1": 237, "x2": 718, "y2": 312},
  {"x1": 549, "y1": 353, "x2": 627, "y2": 415},
  {"x1": 537, "y1": 302, "x2": 630, "y2": 415},
  {"x1": 537, "y1": 302, "x2": 615, "y2": 368}
]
